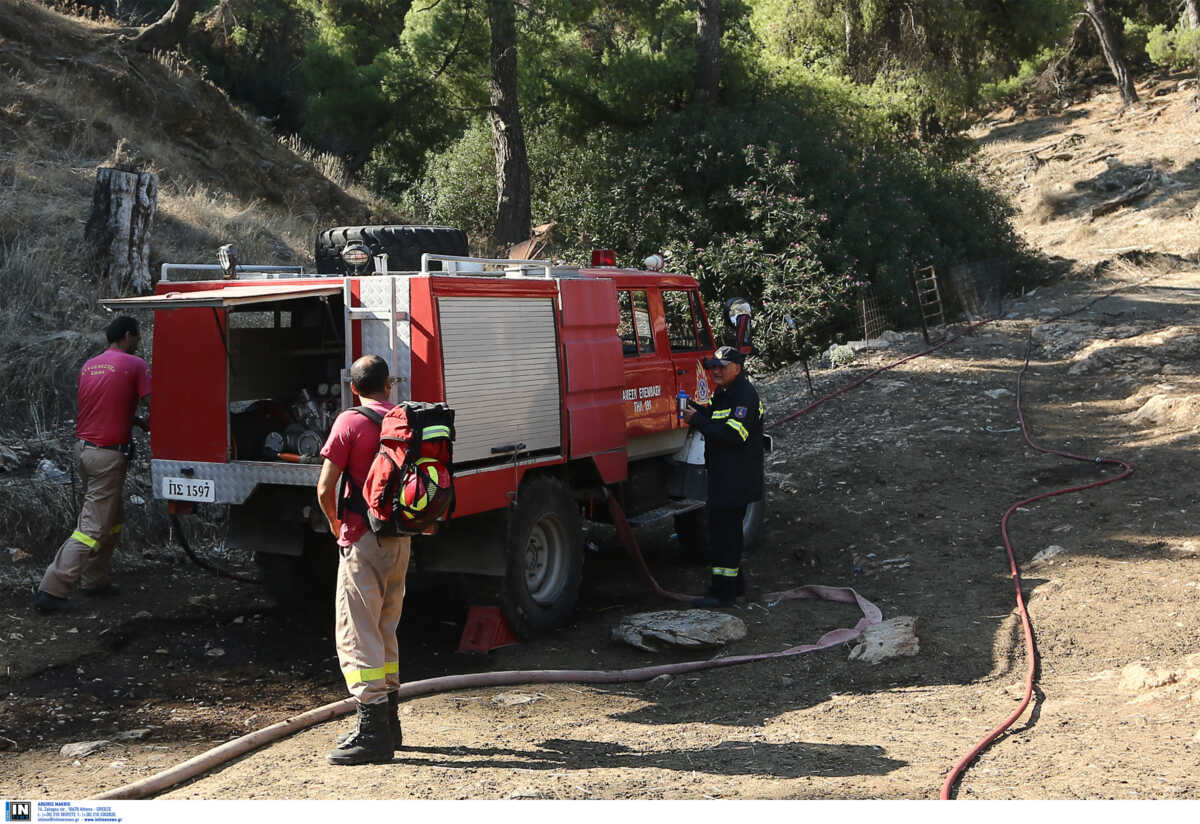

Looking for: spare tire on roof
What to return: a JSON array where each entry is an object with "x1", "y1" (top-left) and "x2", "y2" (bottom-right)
[{"x1": 315, "y1": 225, "x2": 468, "y2": 274}]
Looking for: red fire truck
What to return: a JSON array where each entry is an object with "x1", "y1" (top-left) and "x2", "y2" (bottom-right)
[{"x1": 103, "y1": 226, "x2": 764, "y2": 637}]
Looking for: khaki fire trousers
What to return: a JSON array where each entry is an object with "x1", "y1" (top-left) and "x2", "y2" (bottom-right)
[
  {"x1": 335, "y1": 531, "x2": 411, "y2": 705},
  {"x1": 40, "y1": 441, "x2": 127, "y2": 598}
]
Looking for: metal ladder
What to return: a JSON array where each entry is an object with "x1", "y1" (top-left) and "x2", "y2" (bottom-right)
[{"x1": 909, "y1": 265, "x2": 945, "y2": 344}]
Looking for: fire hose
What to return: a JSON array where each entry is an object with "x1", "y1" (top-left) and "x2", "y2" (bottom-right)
[
  {"x1": 96, "y1": 277, "x2": 1147, "y2": 800},
  {"x1": 93, "y1": 582, "x2": 879, "y2": 800},
  {"x1": 169, "y1": 511, "x2": 261, "y2": 585},
  {"x1": 935, "y1": 330, "x2": 1133, "y2": 798}
]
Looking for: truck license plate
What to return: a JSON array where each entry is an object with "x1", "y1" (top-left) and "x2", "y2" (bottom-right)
[{"x1": 163, "y1": 477, "x2": 215, "y2": 503}]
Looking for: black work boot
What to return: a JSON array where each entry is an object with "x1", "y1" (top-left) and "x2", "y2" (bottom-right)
[
  {"x1": 80, "y1": 581, "x2": 121, "y2": 597},
  {"x1": 34, "y1": 590, "x2": 71, "y2": 613},
  {"x1": 327, "y1": 700, "x2": 393, "y2": 765},
  {"x1": 692, "y1": 574, "x2": 736, "y2": 608},
  {"x1": 387, "y1": 691, "x2": 403, "y2": 748},
  {"x1": 335, "y1": 691, "x2": 402, "y2": 750}
]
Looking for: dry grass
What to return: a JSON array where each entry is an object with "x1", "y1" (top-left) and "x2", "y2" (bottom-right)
[
  {"x1": 1031, "y1": 184, "x2": 1077, "y2": 223},
  {"x1": 156, "y1": 185, "x2": 316, "y2": 267},
  {"x1": 37, "y1": 0, "x2": 119, "y2": 26},
  {"x1": 278, "y1": 133, "x2": 351, "y2": 189},
  {"x1": 0, "y1": 459, "x2": 177, "y2": 593}
]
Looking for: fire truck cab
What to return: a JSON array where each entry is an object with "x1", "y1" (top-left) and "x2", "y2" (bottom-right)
[{"x1": 103, "y1": 228, "x2": 763, "y2": 637}]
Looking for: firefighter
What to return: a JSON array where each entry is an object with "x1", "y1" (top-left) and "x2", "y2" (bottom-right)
[
  {"x1": 35, "y1": 316, "x2": 150, "y2": 613},
  {"x1": 315, "y1": 354, "x2": 408, "y2": 766},
  {"x1": 682, "y1": 345, "x2": 764, "y2": 607}
]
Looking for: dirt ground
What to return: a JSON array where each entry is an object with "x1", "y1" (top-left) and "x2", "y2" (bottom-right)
[
  {"x1": 6, "y1": 80, "x2": 1200, "y2": 800},
  {"x1": 5, "y1": 258, "x2": 1200, "y2": 800}
]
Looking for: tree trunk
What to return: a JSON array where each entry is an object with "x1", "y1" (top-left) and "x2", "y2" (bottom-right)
[
  {"x1": 1083, "y1": 0, "x2": 1139, "y2": 107},
  {"x1": 131, "y1": 0, "x2": 203, "y2": 52},
  {"x1": 85, "y1": 168, "x2": 158, "y2": 296},
  {"x1": 487, "y1": 0, "x2": 531, "y2": 251},
  {"x1": 1186, "y1": 0, "x2": 1200, "y2": 29},
  {"x1": 844, "y1": 8, "x2": 853, "y2": 63},
  {"x1": 695, "y1": 0, "x2": 722, "y2": 104}
]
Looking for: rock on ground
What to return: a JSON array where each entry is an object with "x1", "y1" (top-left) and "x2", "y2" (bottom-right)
[
  {"x1": 1119, "y1": 662, "x2": 1181, "y2": 693},
  {"x1": 612, "y1": 610, "x2": 747, "y2": 652},
  {"x1": 59, "y1": 740, "x2": 110, "y2": 758},
  {"x1": 848, "y1": 616, "x2": 920, "y2": 664},
  {"x1": 1032, "y1": 545, "x2": 1068, "y2": 563}
]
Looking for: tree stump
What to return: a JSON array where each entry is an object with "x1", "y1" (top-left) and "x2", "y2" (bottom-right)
[
  {"x1": 130, "y1": 0, "x2": 203, "y2": 52},
  {"x1": 85, "y1": 168, "x2": 157, "y2": 296}
]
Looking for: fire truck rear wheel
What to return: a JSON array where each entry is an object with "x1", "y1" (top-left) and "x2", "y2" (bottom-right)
[
  {"x1": 673, "y1": 499, "x2": 765, "y2": 562},
  {"x1": 501, "y1": 477, "x2": 584, "y2": 639}
]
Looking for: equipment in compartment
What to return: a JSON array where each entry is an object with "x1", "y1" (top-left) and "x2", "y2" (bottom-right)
[{"x1": 230, "y1": 386, "x2": 343, "y2": 463}]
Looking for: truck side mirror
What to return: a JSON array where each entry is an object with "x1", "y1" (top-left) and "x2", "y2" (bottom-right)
[{"x1": 723, "y1": 297, "x2": 753, "y2": 351}]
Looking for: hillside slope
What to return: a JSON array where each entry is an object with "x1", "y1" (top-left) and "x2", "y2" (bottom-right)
[
  {"x1": 0, "y1": 0, "x2": 391, "y2": 553},
  {"x1": 974, "y1": 74, "x2": 1200, "y2": 267}
]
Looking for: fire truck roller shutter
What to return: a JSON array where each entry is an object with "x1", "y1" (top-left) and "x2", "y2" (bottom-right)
[
  {"x1": 437, "y1": 297, "x2": 561, "y2": 464},
  {"x1": 315, "y1": 226, "x2": 468, "y2": 274}
]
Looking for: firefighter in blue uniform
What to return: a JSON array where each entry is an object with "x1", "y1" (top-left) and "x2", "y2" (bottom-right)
[{"x1": 682, "y1": 346, "x2": 764, "y2": 607}]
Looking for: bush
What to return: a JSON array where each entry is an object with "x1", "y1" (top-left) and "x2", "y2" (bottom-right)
[
  {"x1": 661, "y1": 148, "x2": 860, "y2": 366},
  {"x1": 1145, "y1": 23, "x2": 1200, "y2": 71},
  {"x1": 980, "y1": 46, "x2": 1063, "y2": 105}
]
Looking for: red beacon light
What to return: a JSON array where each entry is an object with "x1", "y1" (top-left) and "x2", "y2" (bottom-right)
[{"x1": 590, "y1": 249, "x2": 617, "y2": 267}]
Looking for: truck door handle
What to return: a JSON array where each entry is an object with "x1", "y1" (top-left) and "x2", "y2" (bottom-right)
[
  {"x1": 676, "y1": 369, "x2": 686, "y2": 375},
  {"x1": 491, "y1": 443, "x2": 526, "y2": 455}
]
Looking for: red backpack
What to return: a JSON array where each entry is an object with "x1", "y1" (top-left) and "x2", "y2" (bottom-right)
[{"x1": 360, "y1": 402, "x2": 456, "y2": 536}]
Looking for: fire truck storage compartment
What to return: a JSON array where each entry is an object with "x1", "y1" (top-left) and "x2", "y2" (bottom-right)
[
  {"x1": 437, "y1": 296, "x2": 562, "y2": 466},
  {"x1": 226, "y1": 292, "x2": 346, "y2": 461}
]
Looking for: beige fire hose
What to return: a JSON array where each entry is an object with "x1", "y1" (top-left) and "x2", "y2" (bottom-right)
[{"x1": 92, "y1": 583, "x2": 879, "y2": 800}]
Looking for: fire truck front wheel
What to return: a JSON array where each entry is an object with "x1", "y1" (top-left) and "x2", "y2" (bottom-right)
[{"x1": 501, "y1": 477, "x2": 584, "y2": 638}]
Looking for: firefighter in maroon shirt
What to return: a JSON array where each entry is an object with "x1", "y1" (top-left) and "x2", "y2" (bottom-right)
[
  {"x1": 316, "y1": 354, "x2": 408, "y2": 766},
  {"x1": 36, "y1": 316, "x2": 150, "y2": 613}
]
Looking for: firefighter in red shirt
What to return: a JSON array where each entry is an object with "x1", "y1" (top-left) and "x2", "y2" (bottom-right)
[
  {"x1": 316, "y1": 354, "x2": 409, "y2": 766},
  {"x1": 36, "y1": 316, "x2": 150, "y2": 613}
]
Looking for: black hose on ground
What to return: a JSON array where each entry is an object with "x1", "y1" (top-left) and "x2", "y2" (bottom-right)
[{"x1": 169, "y1": 511, "x2": 261, "y2": 585}]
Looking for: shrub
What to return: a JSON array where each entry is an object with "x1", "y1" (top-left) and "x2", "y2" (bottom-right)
[
  {"x1": 980, "y1": 46, "x2": 1063, "y2": 105},
  {"x1": 828, "y1": 344, "x2": 858, "y2": 368},
  {"x1": 1145, "y1": 23, "x2": 1200, "y2": 71},
  {"x1": 661, "y1": 148, "x2": 860, "y2": 367}
]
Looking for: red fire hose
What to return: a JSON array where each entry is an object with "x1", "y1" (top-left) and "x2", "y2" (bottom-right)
[{"x1": 937, "y1": 330, "x2": 1133, "y2": 798}]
